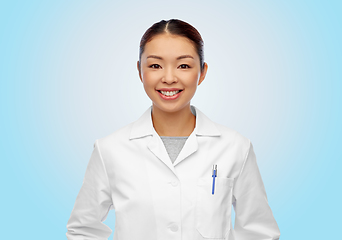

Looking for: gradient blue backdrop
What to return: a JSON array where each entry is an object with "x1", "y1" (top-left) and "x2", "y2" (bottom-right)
[{"x1": 1, "y1": 0, "x2": 341, "y2": 239}]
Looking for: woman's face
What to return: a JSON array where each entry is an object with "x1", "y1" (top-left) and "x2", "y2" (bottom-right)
[{"x1": 137, "y1": 33, "x2": 208, "y2": 113}]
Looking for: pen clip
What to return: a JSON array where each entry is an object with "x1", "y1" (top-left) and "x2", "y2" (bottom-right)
[{"x1": 212, "y1": 164, "x2": 217, "y2": 176}]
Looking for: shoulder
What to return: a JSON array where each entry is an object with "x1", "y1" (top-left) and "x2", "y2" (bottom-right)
[
  {"x1": 95, "y1": 122, "x2": 134, "y2": 150},
  {"x1": 214, "y1": 122, "x2": 251, "y2": 156},
  {"x1": 196, "y1": 104, "x2": 251, "y2": 151}
]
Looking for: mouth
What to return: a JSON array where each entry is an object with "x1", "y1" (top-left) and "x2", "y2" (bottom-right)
[{"x1": 157, "y1": 89, "x2": 183, "y2": 96}]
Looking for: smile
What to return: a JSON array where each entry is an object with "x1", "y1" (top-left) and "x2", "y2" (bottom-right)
[
  {"x1": 156, "y1": 90, "x2": 183, "y2": 100},
  {"x1": 158, "y1": 90, "x2": 181, "y2": 96}
]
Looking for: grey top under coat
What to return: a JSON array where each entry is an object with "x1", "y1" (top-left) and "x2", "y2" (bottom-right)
[
  {"x1": 160, "y1": 136, "x2": 189, "y2": 164},
  {"x1": 159, "y1": 106, "x2": 196, "y2": 164}
]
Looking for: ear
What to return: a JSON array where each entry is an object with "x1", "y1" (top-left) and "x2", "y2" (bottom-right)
[
  {"x1": 137, "y1": 61, "x2": 143, "y2": 82},
  {"x1": 198, "y1": 62, "x2": 208, "y2": 86}
]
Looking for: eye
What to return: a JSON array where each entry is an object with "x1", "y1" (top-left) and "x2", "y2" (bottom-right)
[
  {"x1": 179, "y1": 64, "x2": 190, "y2": 69},
  {"x1": 149, "y1": 64, "x2": 161, "y2": 69}
]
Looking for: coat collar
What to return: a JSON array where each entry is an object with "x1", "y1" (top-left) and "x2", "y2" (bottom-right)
[
  {"x1": 129, "y1": 104, "x2": 221, "y2": 140},
  {"x1": 128, "y1": 105, "x2": 221, "y2": 174}
]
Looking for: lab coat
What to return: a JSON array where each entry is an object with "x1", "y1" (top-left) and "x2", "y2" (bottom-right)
[{"x1": 66, "y1": 105, "x2": 280, "y2": 240}]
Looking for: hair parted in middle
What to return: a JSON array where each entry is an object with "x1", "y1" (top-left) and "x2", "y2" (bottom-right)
[{"x1": 139, "y1": 19, "x2": 205, "y2": 72}]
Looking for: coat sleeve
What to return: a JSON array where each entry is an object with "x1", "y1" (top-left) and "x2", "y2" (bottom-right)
[
  {"x1": 66, "y1": 139, "x2": 114, "y2": 240},
  {"x1": 232, "y1": 141, "x2": 281, "y2": 240}
]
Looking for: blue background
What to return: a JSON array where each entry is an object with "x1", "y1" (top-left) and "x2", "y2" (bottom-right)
[{"x1": 1, "y1": 0, "x2": 341, "y2": 239}]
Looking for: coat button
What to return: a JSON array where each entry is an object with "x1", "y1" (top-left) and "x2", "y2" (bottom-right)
[
  {"x1": 171, "y1": 181, "x2": 178, "y2": 187},
  {"x1": 170, "y1": 224, "x2": 179, "y2": 232}
]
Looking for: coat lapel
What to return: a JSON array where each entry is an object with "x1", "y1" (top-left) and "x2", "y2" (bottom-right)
[
  {"x1": 148, "y1": 126, "x2": 177, "y2": 174},
  {"x1": 129, "y1": 105, "x2": 221, "y2": 175}
]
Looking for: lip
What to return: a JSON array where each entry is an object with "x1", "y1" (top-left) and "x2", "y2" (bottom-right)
[
  {"x1": 156, "y1": 88, "x2": 183, "y2": 91},
  {"x1": 156, "y1": 89, "x2": 183, "y2": 100}
]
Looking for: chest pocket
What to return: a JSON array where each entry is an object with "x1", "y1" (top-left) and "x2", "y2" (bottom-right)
[{"x1": 195, "y1": 177, "x2": 234, "y2": 239}]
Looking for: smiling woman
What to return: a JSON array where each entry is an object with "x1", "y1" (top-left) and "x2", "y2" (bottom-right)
[
  {"x1": 66, "y1": 19, "x2": 281, "y2": 240},
  {"x1": 139, "y1": 33, "x2": 207, "y2": 113},
  {"x1": 136, "y1": 20, "x2": 209, "y2": 136}
]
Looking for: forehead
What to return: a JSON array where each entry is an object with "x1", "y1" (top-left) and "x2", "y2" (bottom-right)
[{"x1": 143, "y1": 34, "x2": 197, "y2": 58}]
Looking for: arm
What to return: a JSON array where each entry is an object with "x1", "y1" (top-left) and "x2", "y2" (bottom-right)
[
  {"x1": 66, "y1": 140, "x2": 114, "y2": 240},
  {"x1": 232, "y1": 141, "x2": 281, "y2": 240}
]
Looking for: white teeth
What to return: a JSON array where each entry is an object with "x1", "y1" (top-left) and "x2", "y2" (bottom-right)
[{"x1": 160, "y1": 90, "x2": 180, "y2": 96}]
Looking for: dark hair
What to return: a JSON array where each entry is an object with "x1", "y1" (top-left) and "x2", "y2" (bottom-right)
[{"x1": 139, "y1": 19, "x2": 205, "y2": 72}]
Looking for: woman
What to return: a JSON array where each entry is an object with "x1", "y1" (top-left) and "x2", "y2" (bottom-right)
[{"x1": 66, "y1": 19, "x2": 281, "y2": 240}]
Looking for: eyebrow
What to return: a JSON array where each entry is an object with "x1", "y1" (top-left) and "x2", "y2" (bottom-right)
[{"x1": 146, "y1": 55, "x2": 194, "y2": 60}]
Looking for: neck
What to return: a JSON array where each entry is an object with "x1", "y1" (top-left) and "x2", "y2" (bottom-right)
[{"x1": 151, "y1": 104, "x2": 196, "y2": 137}]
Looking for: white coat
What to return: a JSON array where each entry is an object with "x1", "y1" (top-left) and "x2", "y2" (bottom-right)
[{"x1": 66, "y1": 105, "x2": 281, "y2": 240}]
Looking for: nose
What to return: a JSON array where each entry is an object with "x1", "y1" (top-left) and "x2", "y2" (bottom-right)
[{"x1": 162, "y1": 67, "x2": 177, "y2": 83}]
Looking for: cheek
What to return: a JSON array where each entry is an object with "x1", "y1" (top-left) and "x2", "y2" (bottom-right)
[
  {"x1": 142, "y1": 71, "x2": 158, "y2": 84},
  {"x1": 180, "y1": 71, "x2": 200, "y2": 85}
]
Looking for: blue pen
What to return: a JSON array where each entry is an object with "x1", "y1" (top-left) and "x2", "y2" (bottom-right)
[{"x1": 212, "y1": 164, "x2": 217, "y2": 195}]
